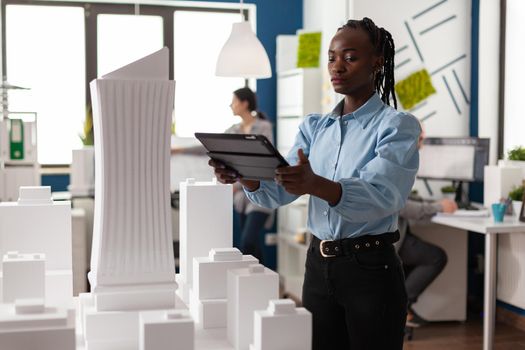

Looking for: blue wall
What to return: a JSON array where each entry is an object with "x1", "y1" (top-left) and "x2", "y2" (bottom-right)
[
  {"x1": 184, "y1": 0, "x2": 304, "y2": 124},
  {"x1": 41, "y1": 174, "x2": 70, "y2": 192}
]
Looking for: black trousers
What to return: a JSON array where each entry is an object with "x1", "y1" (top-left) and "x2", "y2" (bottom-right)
[
  {"x1": 398, "y1": 232, "x2": 448, "y2": 305},
  {"x1": 302, "y1": 237, "x2": 407, "y2": 350}
]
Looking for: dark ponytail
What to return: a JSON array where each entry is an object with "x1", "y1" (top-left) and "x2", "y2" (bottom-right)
[
  {"x1": 233, "y1": 87, "x2": 267, "y2": 120},
  {"x1": 338, "y1": 17, "x2": 397, "y2": 109}
]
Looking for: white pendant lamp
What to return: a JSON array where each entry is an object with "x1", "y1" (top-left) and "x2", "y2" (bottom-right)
[{"x1": 215, "y1": 1, "x2": 272, "y2": 79}]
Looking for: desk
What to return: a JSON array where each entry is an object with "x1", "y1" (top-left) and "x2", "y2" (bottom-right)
[{"x1": 431, "y1": 215, "x2": 525, "y2": 350}]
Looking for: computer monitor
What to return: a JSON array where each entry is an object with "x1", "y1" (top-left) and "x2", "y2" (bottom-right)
[{"x1": 417, "y1": 137, "x2": 490, "y2": 182}]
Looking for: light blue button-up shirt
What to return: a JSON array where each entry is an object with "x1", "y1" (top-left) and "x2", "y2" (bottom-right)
[{"x1": 244, "y1": 93, "x2": 421, "y2": 240}]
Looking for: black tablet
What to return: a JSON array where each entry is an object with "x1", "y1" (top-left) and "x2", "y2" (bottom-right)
[{"x1": 194, "y1": 132, "x2": 289, "y2": 180}]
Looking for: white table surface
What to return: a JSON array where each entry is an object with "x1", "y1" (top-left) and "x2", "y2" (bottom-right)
[
  {"x1": 431, "y1": 214, "x2": 525, "y2": 350},
  {"x1": 432, "y1": 215, "x2": 525, "y2": 234}
]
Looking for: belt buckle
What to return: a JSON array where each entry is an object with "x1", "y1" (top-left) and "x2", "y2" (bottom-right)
[{"x1": 320, "y1": 240, "x2": 337, "y2": 258}]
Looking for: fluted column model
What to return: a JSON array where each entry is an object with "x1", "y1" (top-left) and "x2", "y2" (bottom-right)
[{"x1": 89, "y1": 48, "x2": 176, "y2": 311}]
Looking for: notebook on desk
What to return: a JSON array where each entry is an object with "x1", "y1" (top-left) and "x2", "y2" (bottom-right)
[{"x1": 436, "y1": 209, "x2": 490, "y2": 218}]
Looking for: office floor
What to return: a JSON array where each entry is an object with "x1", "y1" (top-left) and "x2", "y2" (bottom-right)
[{"x1": 404, "y1": 321, "x2": 525, "y2": 349}]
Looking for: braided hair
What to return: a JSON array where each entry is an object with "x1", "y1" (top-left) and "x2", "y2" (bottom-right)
[{"x1": 338, "y1": 17, "x2": 397, "y2": 109}]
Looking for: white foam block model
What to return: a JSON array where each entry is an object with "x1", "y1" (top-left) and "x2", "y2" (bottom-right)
[
  {"x1": 2, "y1": 251, "x2": 45, "y2": 303},
  {"x1": 80, "y1": 292, "x2": 186, "y2": 350},
  {"x1": 250, "y1": 299, "x2": 312, "y2": 350},
  {"x1": 484, "y1": 165, "x2": 524, "y2": 207},
  {"x1": 227, "y1": 264, "x2": 279, "y2": 350},
  {"x1": 0, "y1": 186, "x2": 73, "y2": 306},
  {"x1": 0, "y1": 186, "x2": 72, "y2": 271},
  {"x1": 81, "y1": 48, "x2": 179, "y2": 348},
  {"x1": 189, "y1": 294, "x2": 227, "y2": 330},
  {"x1": 2, "y1": 167, "x2": 40, "y2": 202},
  {"x1": 193, "y1": 248, "x2": 258, "y2": 300},
  {"x1": 140, "y1": 310, "x2": 194, "y2": 350},
  {"x1": 68, "y1": 146, "x2": 95, "y2": 196},
  {"x1": 88, "y1": 47, "x2": 177, "y2": 312},
  {"x1": 190, "y1": 248, "x2": 258, "y2": 329},
  {"x1": 80, "y1": 292, "x2": 143, "y2": 348},
  {"x1": 0, "y1": 299, "x2": 75, "y2": 350},
  {"x1": 178, "y1": 178, "x2": 233, "y2": 304},
  {"x1": 0, "y1": 270, "x2": 74, "y2": 309}
]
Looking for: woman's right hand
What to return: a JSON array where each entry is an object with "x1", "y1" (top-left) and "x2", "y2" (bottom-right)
[
  {"x1": 208, "y1": 159, "x2": 260, "y2": 191},
  {"x1": 209, "y1": 159, "x2": 239, "y2": 184}
]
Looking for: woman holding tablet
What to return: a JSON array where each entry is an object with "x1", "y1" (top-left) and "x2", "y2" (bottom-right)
[{"x1": 209, "y1": 17, "x2": 420, "y2": 350}]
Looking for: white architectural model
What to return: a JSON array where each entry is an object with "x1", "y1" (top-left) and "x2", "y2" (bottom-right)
[
  {"x1": 80, "y1": 47, "x2": 178, "y2": 349},
  {"x1": 2, "y1": 252, "x2": 45, "y2": 303},
  {"x1": 0, "y1": 186, "x2": 72, "y2": 306},
  {"x1": 0, "y1": 250, "x2": 75, "y2": 350},
  {"x1": 227, "y1": 264, "x2": 279, "y2": 350},
  {"x1": 178, "y1": 178, "x2": 233, "y2": 304},
  {"x1": 68, "y1": 147, "x2": 95, "y2": 197},
  {"x1": 250, "y1": 299, "x2": 312, "y2": 350},
  {"x1": 140, "y1": 310, "x2": 194, "y2": 350},
  {"x1": 190, "y1": 248, "x2": 257, "y2": 328},
  {"x1": 483, "y1": 165, "x2": 523, "y2": 207},
  {"x1": 0, "y1": 299, "x2": 76, "y2": 350},
  {"x1": 88, "y1": 47, "x2": 176, "y2": 309}
]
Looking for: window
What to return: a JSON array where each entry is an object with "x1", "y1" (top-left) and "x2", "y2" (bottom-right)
[
  {"x1": 173, "y1": 10, "x2": 245, "y2": 137},
  {"x1": 2, "y1": 2, "x2": 251, "y2": 163},
  {"x1": 504, "y1": 0, "x2": 525, "y2": 153},
  {"x1": 97, "y1": 14, "x2": 164, "y2": 76},
  {"x1": 5, "y1": 4, "x2": 85, "y2": 164}
]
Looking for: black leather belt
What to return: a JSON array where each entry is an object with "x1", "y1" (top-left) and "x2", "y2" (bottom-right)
[{"x1": 311, "y1": 231, "x2": 400, "y2": 258}]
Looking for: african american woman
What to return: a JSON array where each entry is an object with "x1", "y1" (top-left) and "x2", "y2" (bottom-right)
[{"x1": 209, "y1": 17, "x2": 421, "y2": 350}]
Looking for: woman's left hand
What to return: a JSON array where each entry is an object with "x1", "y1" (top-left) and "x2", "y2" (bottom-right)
[{"x1": 275, "y1": 149, "x2": 319, "y2": 195}]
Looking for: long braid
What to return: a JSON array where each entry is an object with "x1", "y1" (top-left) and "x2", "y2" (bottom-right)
[{"x1": 338, "y1": 17, "x2": 398, "y2": 108}]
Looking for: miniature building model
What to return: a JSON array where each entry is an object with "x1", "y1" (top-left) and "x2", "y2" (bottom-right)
[
  {"x1": 139, "y1": 310, "x2": 194, "y2": 350},
  {"x1": 250, "y1": 299, "x2": 312, "y2": 350},
  {"x1": 0, "y1": 299, "x2": 76, "y2": 350},
  {"x1": 0, "y1": 250, "x2": 75, "y2": 350},
  {"x1": 227, "y1": 264, "x2": 279, "y2": 350},
  {"x1": 2, "y1": 252, "x2": 45, "y2": 303},
  {"x1": 0, "y1": 186, "x2": 72, "y2": 306},
  {"x1": 88, "y1": 47, "x2": 177, "y2": 310},
  {"x1": 190, "y1": 248, "x2": 257, "y2": 328},
  {"x1": 178, "y1": 178, "x2": 233, "y2": 304},
  {"x1": 80, "y1": 47, "x2": 178, "y2": 349},
  {"x1": 68, "y1": 147, "x2": 95, "y2": 197}
]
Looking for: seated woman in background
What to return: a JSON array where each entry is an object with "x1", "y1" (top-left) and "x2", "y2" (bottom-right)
[{"x1": 226, "y1": 87, "x2": 274, "y2": 263}]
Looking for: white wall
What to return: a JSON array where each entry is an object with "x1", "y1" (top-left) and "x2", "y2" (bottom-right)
[
  {"x1": 478, "y1": 0, "x2": 500, "y2": 165},
  {"x1": 303, "y1": 0, "x2": 350, "y2": 114}
]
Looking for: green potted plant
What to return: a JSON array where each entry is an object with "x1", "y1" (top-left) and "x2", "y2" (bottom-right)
[
  {"x1": 441, "y1": 185, "x2": 456, "y2": 200},
  {"x1": 508, "y1": 185, "x2": 524, "y2": 218},
  {"x1": 508, "y1": 146, "x2": 525, "y2": 161}
]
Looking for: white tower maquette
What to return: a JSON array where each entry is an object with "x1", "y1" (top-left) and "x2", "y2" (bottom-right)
[{"x1": 88, "y1": 48, "x2": 177, "y2": 311}]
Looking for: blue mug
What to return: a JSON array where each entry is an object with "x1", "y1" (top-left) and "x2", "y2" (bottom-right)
[{"x1": 491, "y1": 203, "x2": 507, "y2": 223}]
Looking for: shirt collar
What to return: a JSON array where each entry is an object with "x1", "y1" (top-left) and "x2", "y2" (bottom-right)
[{"x1": 327, "y1": 92, "x2": 384, "y2": 129}]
